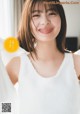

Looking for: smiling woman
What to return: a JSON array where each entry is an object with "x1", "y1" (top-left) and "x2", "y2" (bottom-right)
[
  {"x1": 5, "y1": 0, "x2": 80, "y2": 114},
  {"x1": 17, "y1": 0, "x2": 67, "y2": 57},
  {"x1": 30, "y1": 3, "x2": 61, "y2": 42}
]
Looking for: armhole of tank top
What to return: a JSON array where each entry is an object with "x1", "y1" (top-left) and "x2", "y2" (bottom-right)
[
  {"x1": 18, "y1": 53, "x2": 30, "y2": 83},
  {"x1": 70, "y1": 53, "x2": 80, "y2": 82},
  {"x1": 18, "y1": 54, "x2": 24, "y2": 83}
]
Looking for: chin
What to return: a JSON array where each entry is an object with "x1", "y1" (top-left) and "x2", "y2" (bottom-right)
[
  {"x1": 36, "y1": 37, "x2": 56, "y2": 42},
  {"x1": 36, "y1": 34, "x2": 57, "y2": 42}
]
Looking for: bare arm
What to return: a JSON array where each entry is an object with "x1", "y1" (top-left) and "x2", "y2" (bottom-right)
[{"x1": 6, "y1": 56, "x2": 20, "y2": 85}]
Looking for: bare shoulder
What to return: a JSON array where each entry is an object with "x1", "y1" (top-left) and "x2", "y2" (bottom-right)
[
  {"x1": 72, "y1": 53, "x2": 80, "y2": 78},
  {"x1": 6, "y1": 56, "x2": 20, "y2": 85}
]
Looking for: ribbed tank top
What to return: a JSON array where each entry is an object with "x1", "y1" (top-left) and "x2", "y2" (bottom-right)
[{"x1": 18, "y1": 53, "x2": 80, "y2": 114}]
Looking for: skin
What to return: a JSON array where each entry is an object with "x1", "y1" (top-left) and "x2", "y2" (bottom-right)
[{"x1": 6, "y1": 3, "x2": 80, "y2": 85}]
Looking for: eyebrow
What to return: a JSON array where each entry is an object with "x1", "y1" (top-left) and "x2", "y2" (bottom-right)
[{"x1": 32, "y1": 8, "x2": 55, "y2": 14}]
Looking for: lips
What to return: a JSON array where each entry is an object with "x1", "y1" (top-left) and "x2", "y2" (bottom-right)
[{"x1": 38, "y1": 28, "x2": 53, "y2": 34}]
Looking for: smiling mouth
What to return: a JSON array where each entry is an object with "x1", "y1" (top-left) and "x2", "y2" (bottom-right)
[{"x1": 38, "y1": 28, "x2": 53, "y2": 34}]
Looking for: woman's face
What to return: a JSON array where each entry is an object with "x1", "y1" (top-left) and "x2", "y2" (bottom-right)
[{"x1": 30, "y1": 3, "x2": 61, "y2": 42}]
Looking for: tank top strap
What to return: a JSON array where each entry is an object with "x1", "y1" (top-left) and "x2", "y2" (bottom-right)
[
  {"x1": 65, "y1": 53, "x2": 80, "y2": 82},
  {"x1": 19, "y1": 52, "x2": 73, "y2": 77},
  {"x1": 67, "y1": 53, "x2": 78, "y2": 70},
  {"x1": 18, "y1": 53, "x2": 30, "y2": 81},
  {"x1": 65, "y1": 53, "x2": 74, "y2": 68},
  {"x1": 65, "y1": 53, "x2": 77, "y2": 75}
]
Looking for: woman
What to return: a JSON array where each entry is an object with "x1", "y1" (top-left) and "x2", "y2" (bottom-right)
[{"x1": 6, "y1": 0, "x2": 80, "y2": 114}]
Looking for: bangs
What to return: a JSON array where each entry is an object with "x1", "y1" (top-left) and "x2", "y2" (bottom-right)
[{"x1": 30, "y1": 0, "x2": 59, "y2": 16}]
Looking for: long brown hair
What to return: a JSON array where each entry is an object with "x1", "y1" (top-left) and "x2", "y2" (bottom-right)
[{"x1": 17, "y1": 0, "x2": 67, "y2": 58}]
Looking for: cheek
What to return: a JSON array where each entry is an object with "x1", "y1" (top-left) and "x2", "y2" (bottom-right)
[
  {"x1": 51, "y1": 16, "x2": 61, "y2": 29},
  {"x1": 55, "y1": 17, "x2": 61, "y2": 30},
  {"x1": 30, "y1": 21, "x2": 37, "y2": 37},
  {"x1": 30, "y1": 21, "x2": 35, "y2": 33}
]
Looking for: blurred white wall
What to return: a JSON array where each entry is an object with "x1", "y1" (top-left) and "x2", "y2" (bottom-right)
[
  {"x1": 61, "y1": 0, "x2": 80, "y2": 47},
  {"x1": 0, "y1": 0, "x2": 15, "y2": 39}
]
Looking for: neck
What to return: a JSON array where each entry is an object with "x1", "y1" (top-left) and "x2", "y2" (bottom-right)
[{"x1": 34, "y1": 40, "x2": 61, "y2": 61}]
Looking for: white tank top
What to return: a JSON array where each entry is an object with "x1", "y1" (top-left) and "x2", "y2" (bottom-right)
[{"x1": 18, "y1": 53, "x2": 80, "y2": 114}]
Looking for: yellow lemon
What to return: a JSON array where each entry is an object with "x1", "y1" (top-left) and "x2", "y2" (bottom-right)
[{"x1": 3, "y1": 37, "x2": 19, "y2": 53}]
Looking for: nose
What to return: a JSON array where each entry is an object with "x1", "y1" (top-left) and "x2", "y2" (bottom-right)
[{"x1": 40, "y1": 14, "x2": 50, "y2": 26}]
